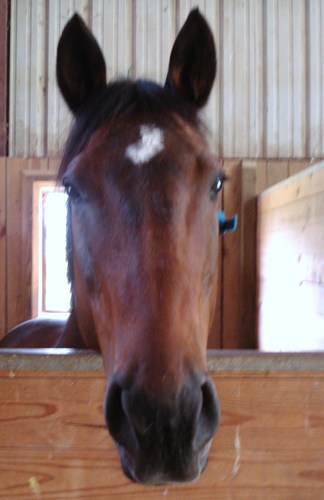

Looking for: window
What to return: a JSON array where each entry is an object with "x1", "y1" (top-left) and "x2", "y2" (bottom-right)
[{"x1": 33, "y1": 182, "x2": 70, "y2": 317}]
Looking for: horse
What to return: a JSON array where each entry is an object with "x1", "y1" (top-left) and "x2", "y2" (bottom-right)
[{"x1": 1, "y1": 9, "x2": 227, "y2": 484}]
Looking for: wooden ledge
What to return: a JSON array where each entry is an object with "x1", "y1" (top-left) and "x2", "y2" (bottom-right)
[{"x1": 0, "y1": 349, "x2": 323, "y2": 373}]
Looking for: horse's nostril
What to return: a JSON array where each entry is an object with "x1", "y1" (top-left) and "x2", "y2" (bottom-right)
[
  {"x1": 193, "y1": 378, "x2": 220, "y2": 451},
  {"x1": 105, "y1": 383, "x2": 138, "y2": 454},
  {"x1": 105, "y1": 374, "x2": 220, "y2": 483}
]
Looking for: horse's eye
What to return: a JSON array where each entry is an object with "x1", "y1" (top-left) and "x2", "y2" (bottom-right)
[
  {"x1": 63, "y1": 179, "x2": 81, "y2": 201},
  {"x1": 210, "y1": 175, "x2": 225, "y2": 199}
]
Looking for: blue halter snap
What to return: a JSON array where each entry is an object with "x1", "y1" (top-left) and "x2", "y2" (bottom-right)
[{"x1": 218, "y1": 210, "x2": 238, "y2": 235}]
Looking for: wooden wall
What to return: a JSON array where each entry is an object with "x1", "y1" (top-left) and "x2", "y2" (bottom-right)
[
  {"x1": 0, "y1": 157, "x2": 59, "y2": 336},
  {"x1": 0, "y1": 0, "x2": 8, "y2": 155},
  {"x1": 258, "y1": 161, "x2": 324, "y2": 351},
  {"x1": 8, "y1": 0, "x2": 324, "y2": 159},
  {"x1": 2, "y1": 157, "x2": 244, "y2": 348},
  {"x1": 214, "y1": 158, "x2": 315, "y2": 349},
  {"x1": 0, "y1": 351, "x2": 323, "y2": 498},
  {"x1": 1, "y1": 157, "x2": 320, "y2": 349},
  {"x1": 0, "y1": 157, "x2": 258, "y2": 349}
]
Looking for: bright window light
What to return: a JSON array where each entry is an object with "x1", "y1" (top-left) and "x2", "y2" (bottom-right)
[{"x1": 36, "y1": 185, "x2": 71, "y2": 315}]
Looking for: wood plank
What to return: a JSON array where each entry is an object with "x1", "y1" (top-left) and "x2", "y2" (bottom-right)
[
  {"x1": 6, "y1": 158, "x2": 61, "y2": 329},
  {"x1": 0, "y1": 373, "x2": 323, "y2": 451},
  {"x1": 0, "y1": 448, "x2": 322, "y2": 499},
  {"x1": 242, "y1": 196, "x2": 257, "y2": 349},
  {"x1": 288, "y1": 159, "x2": 310, "y2": 176},
  {"x1": 0, "y1": 370, "x2": 323, "y2": 497},
  {"x1": 27, "y1": 157, "x2": 49, "y2": 171},
  {"x1": 259, "y1": 221, "x2": 324, "y2": 256},
  {"x1": 259, "y1": 191, "x2": 324, "y2": 231},
  {"x1": 266, "y1": 160, "x2": 289, "y2": 188},
  {"x1": 254, "y1": 160, "x2": 267, "y2": 195},
  {"x1": 48, "y1": 156, "x2": 60, "y2": 174},
  {"x1": 0, "y1": 0, "x2": 8, "y2": 155},
  {"x1": 207, "y1": 187, "x2": 223, "y2": 349},
  {"x1": 242, "y1": 164, "x2": 257, "y2": 348},
  {"x1": 0, "y1": 158, "x2": 5, "y2": 338},
  {"x1": 222, "y1": 161, "x2": 243, "y2": 348},
  {"x1": 291, "y1": 1, "x2": 307, "y2": 158},
  {"x1": 258, "y1": 281, "x2": 324, "y2": 351},
  {"x1": 6, "y1": 158, "x2": 29, "y2": 330},
  {"x1": 207, "y1": 247, "x2": 222, "y2": 349},
  {"x1": 257, "y1": 162, "x2": 324, "y2": 350},
  {"x1": 259, "y1": 161, "x2": 324, "y2": 212},
  {"x1": 258, "y1": 250, "x2": 324, "y2": 286}
]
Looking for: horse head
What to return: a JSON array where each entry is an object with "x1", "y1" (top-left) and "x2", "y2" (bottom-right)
[{"x1": 57, "y1": 9, "x2": 222, "y2": 484}]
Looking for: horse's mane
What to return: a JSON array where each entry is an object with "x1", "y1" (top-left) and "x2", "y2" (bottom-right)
[{"x1": 60, "y1": 79, "x2": 199, "y2": 304}]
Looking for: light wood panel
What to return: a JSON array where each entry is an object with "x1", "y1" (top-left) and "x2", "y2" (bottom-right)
[
  {"x1": 222, "y1": 161, "x2": 243, "y2": 348},
  {"x1": 8, "y1": 1, "x2": 324, "y2": 159},
  {"x1": 242, "y1": 164, "x2": 257, "y2": 349},
  {"x1": 0, "y1": 0, "x2": 8, "y2": 155},
  {"x1": 0, "y1": 366, "x2": 323, "y2": 498},
  {"x1": 4, "y1": 158, "x2": 58, "y2": 332},
  {"x1": 0, "y1": 158, "x2": 5, "y2": 337},
  {"x1": 6, "y1": 157, "x2": 29, "y2": 331},
  {"x1": 258, "y1": 161, "x2": 324, "y2": 350}
]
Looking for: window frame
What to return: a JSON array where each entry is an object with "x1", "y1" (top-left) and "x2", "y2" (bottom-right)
[{"x1": 32, "y1": 180, "x2": 70, "y2": 318}]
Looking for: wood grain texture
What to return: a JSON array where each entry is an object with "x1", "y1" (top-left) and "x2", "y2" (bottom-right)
[
  {"x1": 0, "y1": 158, "x2": 5, "y2": 338},
  {"x1": 258, "y1": 161, "x2": 324, "y2": 350},
  {"x1": 259, "y1": 162, "x2": 324, "y2": 211},
  {"x1": 5, "y1": 158, "x2": 59, "y2": 329},
  {"x1": 6, "y1": 157, "x2": 29, "y2": 330},
  {"x1": 207, "y1": 187, "x2": 223, "y2": 349},
  {"x1": 0, "y1": 0, "x2": 8, "y2": 155},
  {"x1": 222, "y1": 161, "x2": 243, "y2": 348},
  {"x1": 266, "y1": 160, "x2": 289, "y2": 187},
  {"x1": 0, "y1": 369, "x2": 323, "y2": 498}
]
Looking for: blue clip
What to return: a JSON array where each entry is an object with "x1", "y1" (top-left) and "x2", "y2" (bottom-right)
[{"x1": 218, "y1": 210, "x2": 238, "y2": 235}]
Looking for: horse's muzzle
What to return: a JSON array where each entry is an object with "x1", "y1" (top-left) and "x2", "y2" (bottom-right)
[{"x1": 104, "y1": 372, "x2": 220, "y2": 484}]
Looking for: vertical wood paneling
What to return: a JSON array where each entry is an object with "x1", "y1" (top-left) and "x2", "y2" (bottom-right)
[
  {"x1": 6, "y1": 157, "x2": 28, "y2": 330},
  {"x1": 8, "y1": 0, "x2": 19, "y2": 155},
  {"x1": 308, "y1": 0, "x2": 324, "y2": 158},
  {"x1": 0, "y1": 0, "x2": 8, "y2": 155},
  {"x1": 233, "y1": 0, "x2": 248, "y2": 157},
  {"x1": 248, "y1": 0, "x2": 264, "y2": 158},
  {"x1": 204, "y1": 0, "x2": 220, "y2": 154},
  {"x1": 278, "y1": 0, "x2": 293, "y2": 157},
  {"x1": 266, "y1": 0, "x2": 279, "y2": 157},
  {"x1": 0, "y1": 159, "x2": 6, "y2": 338},
  {"x1": 7, "y1": 1, "x2": 324, "y2": 157},
  {"x1": 222, "y1": 0, "x2": 235, "y2": 156},
  {"x1": 222, "y1": 161, "x2": 243, "y2": 348},
  {"x1": 93, "y1": 0, "x2": 133, "y2": 78},
  {"x1": 116, "y1": 0, "x2": 133, "y2": 77},
  {"x1": 46, "y1": 0, "x2": 63, "y2": 156},
  {"x1": 5, "y1": 157, "x2": 59, "y2": 331},
  {"x1": 292, "y1": 0, "x2": 307, "y2": 157},
  {"x1": 134, "y1": 0, "x2": 174, "y2": 82},
  {"x1": 258, "y1": 162, "x2": 324, "y2": 350}
]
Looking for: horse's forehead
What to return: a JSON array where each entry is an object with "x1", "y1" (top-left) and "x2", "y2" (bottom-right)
[
  {"x1": 81, "y1": 116, "x2": 213, "y2": 187},
  {"x1": 88, "y1": 113, "x2": 205, "y2": 156},
  {"x1": 125, "y1": 124, "x2": 164, "y2": 165}
]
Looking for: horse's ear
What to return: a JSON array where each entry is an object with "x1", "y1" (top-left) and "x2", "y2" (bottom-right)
[
  {"x1": 56, "y1": 14, "x2": 106, "y2": 113},
  {"x1": 165, "y1": 9, "x2": 216, "y2": 108}
]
